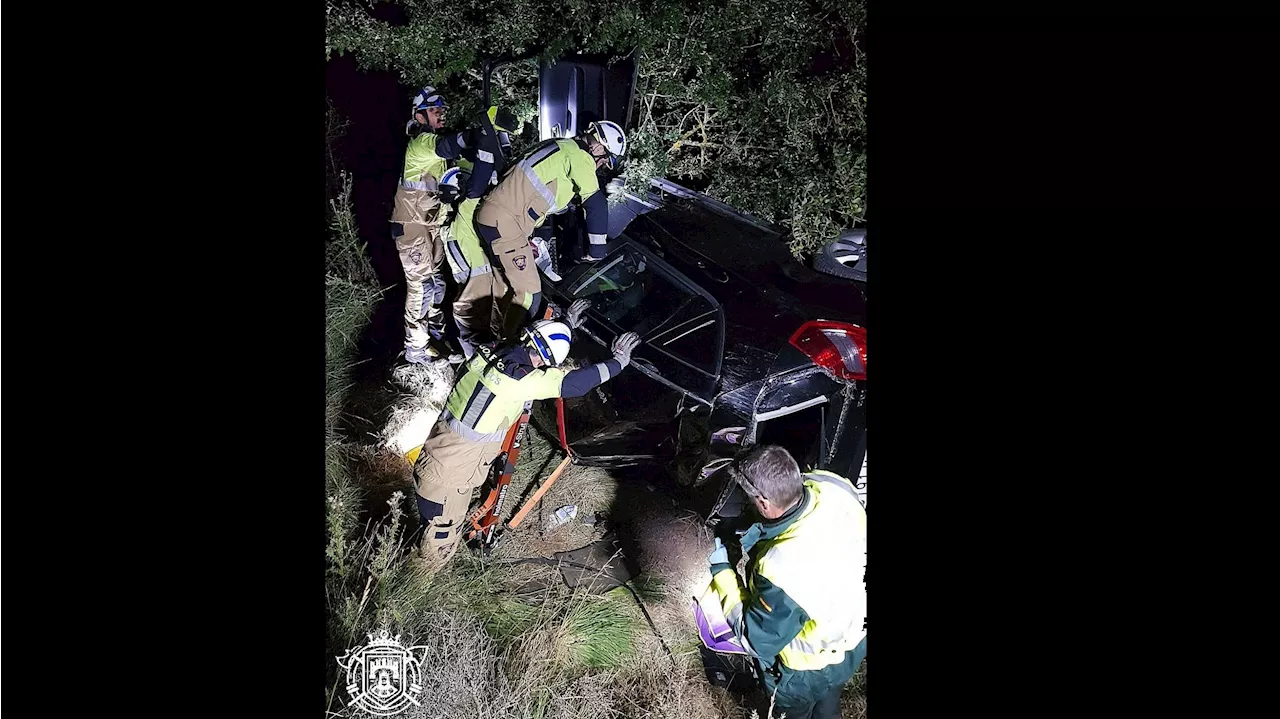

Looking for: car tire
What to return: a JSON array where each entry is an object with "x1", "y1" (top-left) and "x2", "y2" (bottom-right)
[{"x1": 813, "y1": 229, "x2": 866, "y2": 281}]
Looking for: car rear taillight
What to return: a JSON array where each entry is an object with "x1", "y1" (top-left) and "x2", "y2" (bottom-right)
[{"x1": 788, "y1": 320, "x2": 867, "y2": 381}]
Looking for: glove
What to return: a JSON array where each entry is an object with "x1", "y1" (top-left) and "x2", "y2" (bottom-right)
[
  {"x1": 493, "y1": 106, "x2": 520, "y2": 133},
  {"x1": 565, "y1": 299, "x2": 592, "y2": 329},
  {"x1": 611, "y1": 332, "x2": 641, "y2": 367},
  {"x1": 707, "y1": 537, "x2": 729, "y2": 568}
]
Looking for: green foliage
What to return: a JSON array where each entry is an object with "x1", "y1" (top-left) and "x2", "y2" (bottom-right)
[
  {"x1": 326, "y1": 0, "x2": 866, "y2": 259},
  {"x1": 561, "y1": 588, "x2": 638, "y2": 669},
  {"x1": 325, "y1": 103, "x2": 392, "y2": 710}
]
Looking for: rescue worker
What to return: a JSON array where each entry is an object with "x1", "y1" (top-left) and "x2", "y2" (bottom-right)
[
  {"x1": 394, "y1": 91, "x2": 516, "y2": 363},
  {"x1": 474, "y1": 120, "x2": 627, "y2": 342},
  {"x1": 706, "y1": 445, "x2": 867, "y2": 719},
  {"x1": 412, "y1": 303, "x2": 642, "y2": 563},
  {"x1": 392, "y1": 85, "x2": 458, "y2": 363},
  {"x1": 435, "y1": 168, "x2": 504, "y2": 360}
]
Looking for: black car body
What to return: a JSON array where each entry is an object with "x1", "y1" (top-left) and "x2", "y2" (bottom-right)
[{"x1": 487, "y1": 53, "x2": 868, "y2": 523}]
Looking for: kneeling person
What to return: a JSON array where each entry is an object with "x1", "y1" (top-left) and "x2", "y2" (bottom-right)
[{"x1": 412, "y1": 303, "x2": 639, "y2": 562}]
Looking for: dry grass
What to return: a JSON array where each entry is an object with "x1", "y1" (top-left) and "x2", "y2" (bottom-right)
[
  {"x1": 380, "y1": 361, "x2": 454, "y2": 456},
  {"x1": 328, "y1": 362, "x2": 744, "y2": 717}
]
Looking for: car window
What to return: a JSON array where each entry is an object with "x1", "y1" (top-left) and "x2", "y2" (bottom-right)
[{"x1": 559, "y1": 245, "x2": 720, "y2": 374}]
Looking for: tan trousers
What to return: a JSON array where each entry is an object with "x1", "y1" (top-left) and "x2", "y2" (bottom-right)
[
  {"x1": 393, "y1": 222, "x2": 446, "y2": 351},
  {"x1": 453, "y1": 270, "x2": 512, "y2": 359},
  {"x1": 412, "y1": 419, "x2": 505, "y2": 557},
  {"x1": 475, "y1": 204, "x2": 542, "y2": 343}
]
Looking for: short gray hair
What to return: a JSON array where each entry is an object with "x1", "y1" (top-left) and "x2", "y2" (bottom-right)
[{"x1": 731, "y1": 445, "x2": 804, "y2": 508}]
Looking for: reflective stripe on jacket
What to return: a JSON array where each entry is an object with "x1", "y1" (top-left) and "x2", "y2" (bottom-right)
[
  {"x1": 392, "y1": 132, "x2": 452, "y2": 226},
  {"x1": 710, "y1": 470, "x2": 867, "y2": 672},
  {"x1": 440, "y1": 344, "x2": 625, "y2": 443},
  {"x1": 440, "y1": 198, "x2": 491, "y2": 283},
  {"x1": 479, "y1": 139, "x2": 610, "y2": 257}
]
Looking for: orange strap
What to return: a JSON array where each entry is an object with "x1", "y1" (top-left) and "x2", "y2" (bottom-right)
[{"x1": 508, "y1": 455, "x2": 573, "y2": 530}]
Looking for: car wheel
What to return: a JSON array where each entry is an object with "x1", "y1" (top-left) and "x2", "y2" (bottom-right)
[{"x1": 813, "y1": 229, "x2": 866, "y2": 282}]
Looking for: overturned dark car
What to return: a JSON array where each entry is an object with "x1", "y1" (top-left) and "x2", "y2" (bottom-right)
[{"x1": 487, "y1": 53, "x2": 868, "y2": 524}]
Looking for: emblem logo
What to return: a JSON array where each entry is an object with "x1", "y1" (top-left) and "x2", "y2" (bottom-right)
[
  {"x1": 336, "y1": 629, "x2": 428, "y2": 716},
  {"x1": 410, "y1": 250, "x2": 424, "y2": 265},
  {"x1": 513, "y1": 256, "x2": 527, "y2": 271}
]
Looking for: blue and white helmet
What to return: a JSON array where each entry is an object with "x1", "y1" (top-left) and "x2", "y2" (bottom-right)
[
  {"x1": 524, "y1": 319, "x2": 573, "y2": 366},
  {"x1": 440, "y1": 167, "x2": 462, "y2": 190},
  {"x1": 412, "y1": 85, "x2": 448, "y2": 112}
]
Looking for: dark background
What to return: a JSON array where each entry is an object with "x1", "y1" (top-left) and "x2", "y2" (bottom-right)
[{"x1": 4, "y1": 6, "x2": 1272, "y2": 716}]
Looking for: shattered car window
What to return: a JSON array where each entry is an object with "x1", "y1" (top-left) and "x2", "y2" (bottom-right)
[{"x1": 560, "y1": 246, "x2": 719, "y2": 373}]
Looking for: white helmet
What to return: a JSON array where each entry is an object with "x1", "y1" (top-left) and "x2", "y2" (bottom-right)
[
  {"x1": 524, "y1": 319, "x2": 573, "y2": 366},
  {"x1": 441, "y1": 167, "x2": 462, "y2": 189},
  {"x1": 585, "y1": 120, "x2": 627, "y2": 169}
]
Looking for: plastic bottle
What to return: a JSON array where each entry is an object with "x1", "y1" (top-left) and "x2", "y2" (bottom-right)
[{"x1": 548, "y1": 504, "x2": 578, "y2": 529}]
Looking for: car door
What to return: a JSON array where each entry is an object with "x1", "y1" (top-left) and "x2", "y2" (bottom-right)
[
  {"x1": 539, "y1": 239, "x2": 726, "y2": 463},
  {"x1": 538, "y1": 53, "x2": 638, "y2": 144}
]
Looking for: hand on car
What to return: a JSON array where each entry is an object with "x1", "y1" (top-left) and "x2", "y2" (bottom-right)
[
  {"x1": 611, "y1": 332, "x2": 641, "y2": 367},
  {"x1": 565, "y1": 299, "x2": 592, "y2": 329}
]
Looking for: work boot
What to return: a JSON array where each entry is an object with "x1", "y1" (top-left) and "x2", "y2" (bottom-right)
[
  {"x1": 404, "y1": 343, "x2": 434, "y2": 365},
  {"x1": 440, "y1": 341, "x2": 464, "y2": 365},
  {"x1": 418, "y1": 540, "x2": 459, "y2": 571},
  {"x1": 419, "y1": 522, "x2": 461, "y2": 567},
  {"x1": 429, "y1": 337, "x2": 465, "y2": 364},
  {"x1": 405, "y1": 339, "x2": 457, "y2": 365}
]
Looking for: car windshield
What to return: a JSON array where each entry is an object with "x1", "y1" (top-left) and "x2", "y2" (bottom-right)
[{"x1": 559, "y1": 245, "x2": 719, "y2": 373}]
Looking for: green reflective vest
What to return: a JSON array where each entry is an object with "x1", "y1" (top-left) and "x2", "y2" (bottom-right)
[
  {"x1": 440, "y1": 198, "x2": 492, "y2": 284},
  {"x1": 712, "y1": 470, "x2": 867, "y2": 672},
  {"x1": 392, "y1": 133, "x2": 452, "y2": 226},
  {"x1": 402, "y1": 133, "x2": 448, "y2": 189},
  {"x1": 441, "y1": 345, "x2": 571, "y2": 443}
]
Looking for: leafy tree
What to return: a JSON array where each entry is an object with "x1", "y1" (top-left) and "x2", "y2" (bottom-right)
[{"x1": 326, "y1": 0, "x2": 865, "y2": 258}]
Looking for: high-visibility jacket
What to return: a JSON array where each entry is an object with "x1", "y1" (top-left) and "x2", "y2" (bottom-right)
[
  {"x1": 483, "y1": 139, "x2": 611, "y2": 258},
  {"x1": 440, "y1": 198, "x2": 491, "y2": 284},
  {"x1": 710, "y1": 470, "x2": 867, "y2": 673},
  {"x1": 392, "y1": 131, "x2": 457, "y2": 226},
  {"x1": 440, "y1": 343, "x2": 624, "y2": 444}
]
